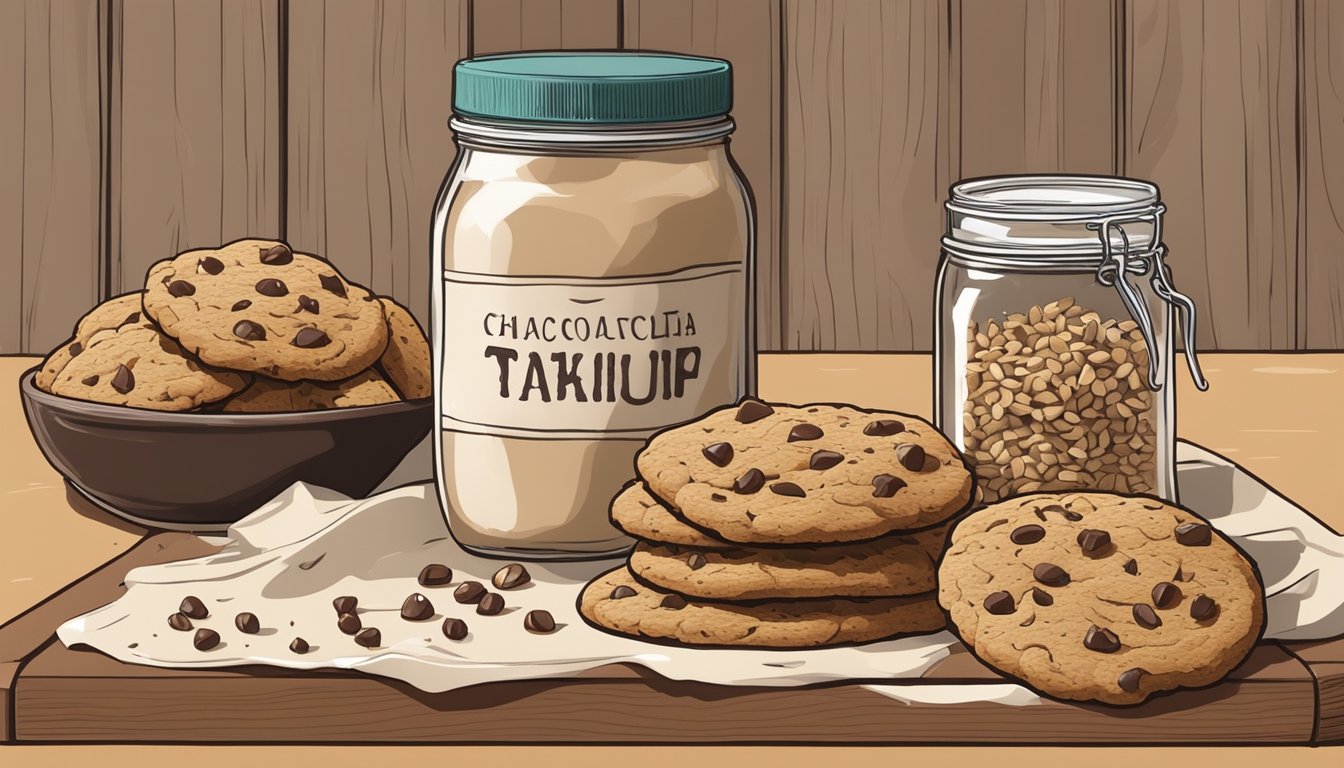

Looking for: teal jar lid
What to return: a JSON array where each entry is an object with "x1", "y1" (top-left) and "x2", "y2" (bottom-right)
[{"x1": 453, "y1": 52, "x2": 731, "y2": 124}]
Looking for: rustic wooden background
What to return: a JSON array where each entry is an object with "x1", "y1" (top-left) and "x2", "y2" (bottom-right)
[{"x1": 2, "y1": 0, "x2": 1341, "y2": 354}]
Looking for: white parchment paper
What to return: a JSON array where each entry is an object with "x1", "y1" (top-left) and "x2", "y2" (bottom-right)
[{"x1": 58, "y1": 441, "x2": 1344, "y2": 699}]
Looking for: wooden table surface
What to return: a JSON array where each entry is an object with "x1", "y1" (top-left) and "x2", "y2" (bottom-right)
[{"x1": 2, "y1": 353, "x2": 1341, "y2": 765}]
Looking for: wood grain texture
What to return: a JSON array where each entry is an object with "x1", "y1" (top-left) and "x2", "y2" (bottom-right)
[
  {"x1": 1300, "y1": 0, "x2": 1344, "y2": 349},
  {"x1": 471, "y1": 0, "x2": 621, "y2": 54},
  {"x1": 623, "y1": 0, "x2": 782, "y2": 349},
  {"x1": 959, "y1": 0, "x2": 1118, "y2": 176},
  {"x1": 782, "y1": 0, "x2": 957, "y2": 351},
  {"x1": 286, "y1": 0, "x2": 469, "y2": 328},
  {"x1": 1125, "y1": 0, "x2": 1298, "y2": 350},
  {"x1": 0, "y1": 0, "x2": 106, "y2": 354},
  {"x1": 108, "y1": 0, "x2": 282, "y2": 295}
]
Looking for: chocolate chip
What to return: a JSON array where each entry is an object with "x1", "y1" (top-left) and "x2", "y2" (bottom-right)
[
  {"x1": 167, "y1": 280, "x2": 196, "y2": 297},
  {"x1": 442, "y1": 617, "x2": 469, "y2": 640},
  {"x1": 198, "y1": 256, "x2": 225, "y2": 275},
  {"x1": 896, "y1": 444, "x2": 927, "y2": 472},
  {"x1": 1117, "y1": 668, "x2": 1146, "y2": 693},
  {"x1": 260, "y1": 243, "x2": 293, "y2": 265},
  {"x1": 234, "y1": 612, "x2": 260, "y2": 634},
  {"x1": 1031, "y1": 587, "x2": 1054, "y2": 606},
  {"x1": 1083, "y1": 624, "x2": 1121, "y2": 653},
  {"x1": 983, "y1": 591, "x2": 1015, "y2": 615},
  {"x1": 809, "y1": 450, "x2": 844, "y2": 470},
  {"x1": 770, "y1": 482, "x2": 806, "y2": 498},
  {"x1": 871, "y1": 474, "x2": 907, "y2": 498},
  {"x1": 1033, "y1": 563, "x2": 1070, "y2": 586},
  {"x1": 69, "y1": 342, "x2": 82, "y2": 356},
  {"x1": 787, "y1": 423, "x2": 823, "y2": 442},
  {"x1": 454, "y1": 581, "x2": 486, "y2": 604},
  {"x1": 1010, "y1": 524, "x2": 1045, "y2": 545},
  {"x1": 292, "y1": 327, "x2": 331, "y2": 348},
  {"x1": 401, "y1": 593, "x2": 435, "y2": 621},
  {"x1": 524, "y1": 610, "x2": 557, "y2": 634},
  {"x1": 734, "y1": 399, "x2": 774, "y2": 423},
  {"x1": 863, "y1": 419, "x2": 905, "y2": 436},
  {"x1": 110, "y1": 364, "x2": 135, "y2": 394},
  {"x1": 81, "y1": 375, "x2": 99, "y2": 386},
  {"x1": 319, "y1": 273, "x2": 347, "y2": 297},
  {"x1": 1077, "y1": 529, "x2": 1111, "y2": 556},
  {"x1": 297, "y1": 294, "x2": 320, "y2": 314},
  {"x1": 710, "y1": 493, "x2": 727, "y2": 502},
  {"x1": 610, "y1": 585, "x2": 638, "y2": 600},
  {"x1": 193, "y1": 628, "x2": 221, "y2": 651},
  {"x1": 332, "y1": 595, "x2": 358, "y2": 614},
  {"x1": 1133, "y1": 604, "x2": 1161, "y2": 629},
  {"x1": 1190, "y1": 594, "x2": 1219, "y2": 621},
  {"x1": 686, "y1": 553, "x2": 707, "y2": 570},
  {"x1": 337, "y1": 613, "x2": 361, "y2": 635},
  {"x1": 660, "y1": 594, "x2": 688, "y2": 609},
  {"x1": 1123, "y1": 559, "x2": 1139, "y2": 575},
  {"x1": 702, "y1": 442, "x2": 734, "y2": 466},
  {"x1": 233, "y1": 319, "x2": 266, "y2": 341},
  {"x1": 492, "y1": 564, "x2": 531, "y2": 590},
  {"x1": 289, "y1": 637, "x2": 310, "y2": 654},
  {"x1": 476, "y1": 592, "x2": 505, "y2": 616},
  {"x1": 1152, "y1": 581, "x2": 1182, "y2": 609},
  {"x1": 418, "y1": 564, "x2": 452, "y2": 587},
  {"x1": 1175, "y1": 522, "x2": 1212, "y2": 547},
  {"x1": 1173, "y1": 566, "x2": 1186, "y2": 582},
  {"x1": 255, "y1": 278, "x2": 289, "y2": 297},
  {"x1": 179, "y1": 596, "x2": 209, "y2": 620},
  {"x1": 354, "y1": 627, "x2": 381, "y2": 648},
  {"x1": 732, "y1": 468, "x2": 766, "y2": 494},
  {"x1": 168, "y1": 613, "x2": 193, "y2": 632}
]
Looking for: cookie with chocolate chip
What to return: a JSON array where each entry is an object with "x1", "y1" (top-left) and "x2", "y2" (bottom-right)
[
  {"x1": 635, "y1": 400, "x2": 973, "y2": 545},
  {"x1": 142, "y1": 238, "x2": 388, "y2": 381},
  {"x1": 375, "y1": 297, "x2": 432, "y2": 399},
  {"x1": 579, "y1": 566, "x2": 944, "y2": 648},
  {"x1": 35, "y1": 293, "x2": 148, "y2": 391},
  {"x1": 937, "y1": 492, "x2": 1265, "y2": 705},
  {"x1": 220, "y1": 369, "x2": 400, "y2": 412}
]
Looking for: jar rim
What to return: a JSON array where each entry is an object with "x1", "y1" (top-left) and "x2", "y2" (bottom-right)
[
  {"x1": 947, "y1": 174, "x2": 1159, "y2": 221},
  {"x1": 450, "y1": 115, "x2": 735, "y2": 150}
]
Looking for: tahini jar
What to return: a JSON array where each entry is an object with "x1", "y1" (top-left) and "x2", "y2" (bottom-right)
[{"x1": 432, "y1": 53, "x2": 755, "y2": 559}]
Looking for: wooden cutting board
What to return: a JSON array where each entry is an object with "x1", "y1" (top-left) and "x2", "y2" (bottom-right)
[{"x1": 2, "y1": 532, "x2": 1342, "y2": 745}]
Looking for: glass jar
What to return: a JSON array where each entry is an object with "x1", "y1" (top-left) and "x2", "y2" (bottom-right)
[
  {"x1": 431, "y1": 53, "x2": 755, "y2": 560},
  {"x1": 934, "y1": 175, "x2": 1206, "y2": 505}
]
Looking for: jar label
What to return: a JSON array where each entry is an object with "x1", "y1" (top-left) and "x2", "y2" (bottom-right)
[{"x1": 437, "y1": 262, "x2": 747, "y2": 439}]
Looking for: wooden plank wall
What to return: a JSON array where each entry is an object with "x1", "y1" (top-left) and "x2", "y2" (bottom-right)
[{"x1": 2, "y1": 0, "x2": 1341, "y2": 354}]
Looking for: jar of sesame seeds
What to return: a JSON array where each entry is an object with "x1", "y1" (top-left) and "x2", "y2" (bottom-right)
[{"x1": 934, "y1": 175, "x2": 1208, "y2": 505}]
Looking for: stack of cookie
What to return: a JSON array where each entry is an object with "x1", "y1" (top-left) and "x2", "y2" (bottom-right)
[
  {"x1": 35, "y1": 238, "x2": 430, "y2": 412},
  {"x1": 579, "y1": 400, "x2": 975, "y2": 648}
]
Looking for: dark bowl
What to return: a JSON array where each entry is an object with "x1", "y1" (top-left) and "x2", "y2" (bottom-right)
[{"x1": 19, "y1": 369, "x2": 432, "y2": 531}]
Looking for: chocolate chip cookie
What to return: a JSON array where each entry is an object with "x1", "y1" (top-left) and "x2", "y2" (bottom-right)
[
  {"x1": 142, "y1": 239, "x2": 388, "y2": 381},
  {"x1": 580, "y1": 566, "x2": 945, "y2": 648},
  {"x1": 636, "y1": 400, "x2": 973, "y2": 545},
  {"x1": 221, "y1": 369, "x2": 400, "y2": 412},
  {"x1": 35, "y1": 293, "x2": 147, "y2": 391},
  {"x1": 937, "y1": 492, "x2": 1265, "y2": 705},
  {"x1": 609, "y1": 482, "x2": 731, "y2": 549},
  {"x1": 376, "y1": 298, "x2": 432, "y2": 399}
]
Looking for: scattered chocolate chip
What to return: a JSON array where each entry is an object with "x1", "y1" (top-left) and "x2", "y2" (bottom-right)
[
  {"x1": 686, "y1": 553, "x2": 707, "y2": 570},
  {"x1": 1010, "y1": 524, "x2": 1046, "y2": 545},
  {"x1": 297, "y1": 294, "x2": 320, "y2": 314},
  {"x1": 193, "y1": 628, "x2": 221, "y2": 651},
  {"x1": 1033, "y1": 563, "x2": 1070, "y2": 587},
  {"x1": 1152, "y1": 581, "x2": 1182, "y2": 609},
  {"x1": 255, "y1": 278, "x2": 289, "y2": 297},
  {"x1": 319, "y1": 273, "x2": 347, "y2": 297},
  {"x1": 233, "y1": 319, "x2": 266, "y2": 341},
  {"x1": 1190, "y1": 594, "x2": 1219, "y2": 621},
  {"x1": 809, "y1": 450, "x2": 844, "y2": 470},
  {"x1": 1077, "y1": 529, "x2": 1112, "y2": 556},
  {"x1": 770, "y1": 481, "x2": 806, "y2": 498},
  {"x1": 454, "y1": 581, "x2": 486, "y2": 604},
  {"x1": 610, "y1": 585, "x2": 638, "y2": 600},
  {"x1": 289, "y1": 637, "x2": 310, "y2": 654},
  {"x1": 1118, "y1": 668, "x2": 1146, "y2": 693},
  {"x1": 418, "y1": 564, "x2": 452, "y2": 587},
  {"x1": 292, "y1": 327, "x2": 331, "y2": 348},
  {"x1": 332, "y1": 595, "x2": 358, "y2": 615},
  {"x1": 337, "y1": 613, "x2": 361, "y2": 635},
  {"x1": 660, "y1": 594, "x2": 688, "y2": 609},
  {"x1": 231, "y1": 299, "x2": 252, "y2": 312},
  {"x1": 69, "y1": 342, "x2": 82, "y2": 356},
  {"x1": 863, "y1": 419, "x2": 905, "y2": 436},
  {"x1": 81, "y1": 374, "x2": 99, "y2": 386},
  {"x1": 476, "y1": 592, "x2": 505, "y2": 616},
  {"x1": 983, "y1": 591, "x2": 1015, "y2": 615},
  {"x1": 732, "y1": 468, "x2": 766, "y2": 494},
  {"x1": 702, "y1": 442, "x2": 734, "y2": 466},
  {"x1": 1031, "y1": 587, "x2": 1054, "y2": 606},
  {"x1": 710, "y1": 493, "x2": 727, "y2": 502},
  {"x1": 1133, "y1": 604, "x2": 1162, "y2": 629},
  {"x1": 401, "y1": 593, "x2": 435, "y2": 621},
  {"x1": 110, "y1": 364, "x2": 135, "y2": 394},
  {"x1": 787, "y1": 423, "x2": 824, "y2": 442},
  {"x1": 167, "y1": 280, "x2": 196, "y2": 297},
  {"x1": 896, "y1": 444, "x2": 927, "y2": 472},
  {"x1": 735, "y1": 399, "x2": 774, "y2": 423},
  {"x1": 1123, "y1": 559, "x2": 1139, "y2": 575},
  {"x1": 524, "y1": 610, "x2": 557, "y2": 634},
  {"x1": 871, "y1": 474, "x2": 907, "y2": 498},
  {"x1": 492, "y1": 564, "x2": 531, "y2": 590},
  {"x1": 260, "y1": 243, "x2": 293, "y2": 265},
  {"x1": 1083, "y1": 624, "x2": 1121, "y2": 653},
  {"x1": 179, "y1": 596, "x2": 209, "y2": 620},
  {"x1": 1175, "y1": 522, "x2": 1212, "y2": 547},
  {"x1": 168, "y1": 613, "x2": 193, "y2": 631},
  {"x1": 235, "y1": 612, "x2": 260, "y2": 634},
  {"x1": 354, "y1": 627, "x2": 381, "y2": 648},
  {"x1": 198, "y1": 256, "x2": 225, "y2": 275},
  {"x1": 442, "y1": 617, "x2": 469, "y2": 640}
]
